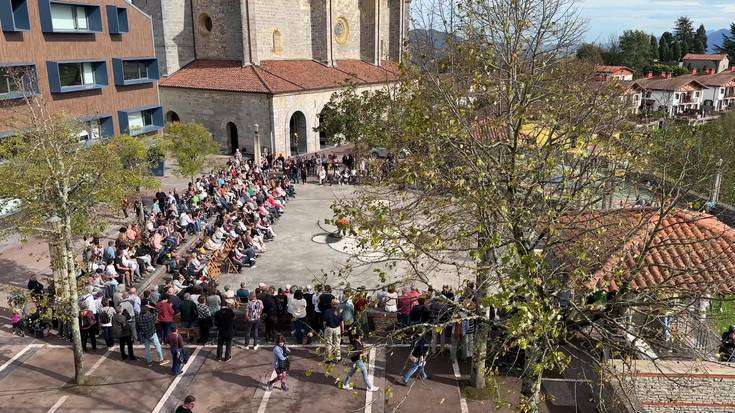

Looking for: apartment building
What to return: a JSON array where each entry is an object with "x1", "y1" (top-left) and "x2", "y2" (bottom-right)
[
  {"x1": 636, "y1": 74, "x2": 707, "y2": 117},
  {"x1": 0, "y1": 0, "x2": 161, "y2": 140}
]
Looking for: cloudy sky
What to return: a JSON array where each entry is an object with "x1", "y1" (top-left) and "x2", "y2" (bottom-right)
[{"x1": 577, "y1": 0, "x2": 734, "y2": 41}]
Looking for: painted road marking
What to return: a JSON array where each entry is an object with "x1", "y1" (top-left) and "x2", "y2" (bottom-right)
[
  {"x1": 257, "y1": 370, "x2": 278, "y2": 413},
  {"x1": 365, "y1": 347, "x2": 377, "y2": 413},
  {"x1": 46, "y1": 395, "x2": 68, "y2": 413},
  {"x1": 452, "y1": 356, "x2": 469, "y2": 413},
  {"x1": 0, "y1": 343, "x2": 43, "y2": 373},
  {"x1": 151, "y1": 346, "x2": 202, "y2": 413},
  {"x1": 85, "y1": 350, "x2": 111, "y2": 376}
]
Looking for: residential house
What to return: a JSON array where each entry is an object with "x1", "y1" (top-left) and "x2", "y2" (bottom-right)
[
  {"x1": 682, "y1": 53, "x2": 730, "y2": 74},
  {"x1": 621, "y1": 80, "x2": 644, "y2": 114},
  {"x1": 0, "y1": 0, "x2": 162, "y2": 140},
  {"x1": 680, "y1": 67, "x2": 735, "y2": 113},
  {"x1": 596, "y1": 65, "x2": 634, "y2": 81},
  {"x1": 636, "y1": 73, "x2": 706, "y2": 117}
]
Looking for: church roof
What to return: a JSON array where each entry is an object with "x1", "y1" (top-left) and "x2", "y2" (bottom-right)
[{"x1": 160, "y1": 59, "x2": 400, "y2": 94}]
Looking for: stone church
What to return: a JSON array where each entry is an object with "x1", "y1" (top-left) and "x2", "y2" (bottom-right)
[{"x1": 132, "y1": 0, "x2": 409, "y2": 157}]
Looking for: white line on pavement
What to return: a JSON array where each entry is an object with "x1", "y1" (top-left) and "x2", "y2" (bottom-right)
[
  {"x1": 85, "y1": 350, "x2": 111, "y2": 376},
  {"x1": 451, "y1": 356, "x2": 469, "y2": 413},
  {"x1": 364, "y1": 347, "x2": 377, "y2": 413},
  {"x1": 0, "y1": 343, "x2": 41, "y2": 373},
  {"x1": 257, "y1": 370, "x2": 278, "y2": 413},
  {"x1": 151, "y1": 346, "x2": 202, "y2": 413},
  {"x1": 46, "y1": 395, "x2": 68, "y2": 413}
]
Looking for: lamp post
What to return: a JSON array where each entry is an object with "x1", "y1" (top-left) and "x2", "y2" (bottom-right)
[{"x1": 254, "y1": 123, "x2": 261, "y2": 164}]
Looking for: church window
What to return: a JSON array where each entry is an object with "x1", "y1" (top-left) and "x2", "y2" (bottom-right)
[
  {"x1": 334, "y1": 17, "x2": 349, "y2": 45},
  {"x1": 198, "y1": 13, "x2": 212, "y2": 33},
  {"x1": 272, "y1": 29, "x2": 283, "y2": 55}
]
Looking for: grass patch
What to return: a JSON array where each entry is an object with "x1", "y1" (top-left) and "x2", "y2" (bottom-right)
[{"x1": 711, "y1": 297, "x2": 735, "y2": 334}]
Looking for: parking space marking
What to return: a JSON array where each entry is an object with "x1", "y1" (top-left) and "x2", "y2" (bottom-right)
[
  {"x1": 151, "y1": 346, "x2": 202, "y2": 413},
  {"x1": 46, "y1": 395, "x2": 68, "y2": 413},
  {"x1": 85, "y1": 350, "x2": 111, "y2": 376},
  {"x1": 365, "y1": 347, "x2": 377, "y2": 413},
  {"x1": 451, "y1": 356, "x2": 469, "y2": 413},
  {"x1": 0, "y1": 343, "x2": 43, "y2": 373},
  {"x1": 257, "y1": 370, "x2": 278, "y2": 413}
]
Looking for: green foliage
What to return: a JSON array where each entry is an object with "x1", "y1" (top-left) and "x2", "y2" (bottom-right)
[
  {"x1": 0, "y1": 117, "x2": 151, "y2": 236},
  {"x1": 650, "y1": 35, "x2": 659, "y2": 60},
  {"x1": 672, "y1": 41, "x2": 682, "y2": 61},
  {"x1": 715, "y1": 23, "x2": 735, "y2": 64},
  {"x1": 316, "y1": 87, "x2": 393, "y2": 147},
  {"x1": 641, "y1": 63, "x2": 689, "y2": 76},
  {"x1": 576, "y1": 43, "x2": 604, "y2": 64},
  {"x1": 163, "y1": 122, "x2": 220, "y2": 181},
  {"x1": 694, "y1": 24, "x2": 708, "y2": 53},
  {"x1": 112, "y1": 134, "x2": 160, "y2": 192},
  {"x1": 674, "y1": 16, "x2": 695, "y2": 50},
  {"x1": 619, "y1": 30, "x2": 656, "y2": 72}
]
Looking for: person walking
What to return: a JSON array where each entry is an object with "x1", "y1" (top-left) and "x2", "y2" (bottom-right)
[
  {"x1": 167, "y1": 325, "x2": 188, "y2": 375},
  {"x1": 214, "y1": 302, "x2": 235, "y2": 362},
  {"x1": 196, "y1": 296, "x2": 212, "y2": 344},
  {"x1": 138, "y1": 304, "x2": 168, "y2": 367},
  {"x1": 341, "y1": 332, "x2": 379, "y2": 391},
  {"x1": 399, "y1": 333, "x2": 430, "y2": 385},
  {"x1": 265, "y1": 335, "x2": 290, "y2": 391},
  {"x1": 322, "y1": 298, "x2": 344, "y2": 362},
  {"x1": 245, "y1": 293, "x2": 264, "y2": 350},
  {"x1": 175, "y1": 395, "x2": 196, "y2": 413},
  {"x1": 112, "y1": 308, "x2": 136, "y2": 360}
]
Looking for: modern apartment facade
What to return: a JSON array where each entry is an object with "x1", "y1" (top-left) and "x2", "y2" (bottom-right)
[{"x1": 0, "y1": 0, "x2": 162, "y2": 140}]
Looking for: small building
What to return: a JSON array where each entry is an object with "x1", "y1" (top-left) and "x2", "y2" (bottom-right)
[
  {"x1": 682, "y1": 53, "x2": 730, "y2": 74},
  {"x1": 596, "y1": 65, "x2": 634, "y2": 81},
  {"x1": 621, "y1": 80, "x2": 644, "y2": 114},
  {"x1": 0, "y1": 0, "x2": 162, "y2": 140},
  {"x1": 636, "y1": 74, "x2": 707, "y2": 117},
  {"x1": 681, "y1": 68, "x2": 735, "y2": 112}
]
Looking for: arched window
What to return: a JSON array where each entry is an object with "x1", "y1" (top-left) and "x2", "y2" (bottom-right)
[
  {"x1": 198, "y1": 13, "x2": 212, "y2": 33},
  {"x1": 165, "y1": 111, "x2": 180, "y2": 123},
  {"x1": 272, "y1": 29, "x2": 283, "y2": 55}
]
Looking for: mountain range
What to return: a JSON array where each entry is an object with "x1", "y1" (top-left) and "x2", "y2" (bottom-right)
[{"x1": 708, "y1": 29, "x2": 729, "y2": 53}]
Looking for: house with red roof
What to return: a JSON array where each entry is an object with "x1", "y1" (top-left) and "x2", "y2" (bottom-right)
[
  {"x1": 132, "y1": 0, "x2": 408, "y2": 157},
  {"x1": 596, "y1": 65, "x2": 634, "y2": 81},
  {"x1": 682, "y1": 53, "x2": 730, "y2": 74}
]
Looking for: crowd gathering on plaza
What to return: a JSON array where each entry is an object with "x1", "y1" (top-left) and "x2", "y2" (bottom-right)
[{"x1": 14, "y1": 150, "x2": 477, "y2": 398}]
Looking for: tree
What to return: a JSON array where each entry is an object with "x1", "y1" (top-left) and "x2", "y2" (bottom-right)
[
  {"x1": 659, "y1": 42, "x2": 671, "y2": 62},
  {"x1": 695, "y1": 24, "x2": 708, "y2": 52},
  {"x1": 715, "y1": 23, "x2": 735, "y2": 64},
  {"x1": 674, "y1": 16, "x2": 695, "y2": 52},
  {"x1": 164, "y1": 122, "x2": 220, "y2": 183},
  {"x1": 0, "y1": 99, "x2": 153, "y2": 384},
  {"x1": 619, "y1": 30, "x2": 655, "y2": 72},
  {"x1": 113, "y1": 135, "x2": 160, "y2": 224},
  {"x1": 672, "y1": 41, "x2": 682, "y2": 61},
  {"x1": 322, "y1": 2, "x2": 729, "y2": 412},
  {"x1": 576, "y1": 42, "x2": 604, "y2": 64},
  {"x1": 650, "y1": 34, "x2": 659, "y2": 60}
]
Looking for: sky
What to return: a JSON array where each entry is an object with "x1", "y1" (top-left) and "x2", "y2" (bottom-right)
[{"x1": 577, "y1": 0, "x2": 734, "y2": 42}]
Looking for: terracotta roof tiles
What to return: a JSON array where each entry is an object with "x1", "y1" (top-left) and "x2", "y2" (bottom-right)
[
  {"x1": 160, "y1": 59, "x2": 400, "y2": 94},
  {"x1": 683, "y1": 53, "x2": 729, "y2": 61}
]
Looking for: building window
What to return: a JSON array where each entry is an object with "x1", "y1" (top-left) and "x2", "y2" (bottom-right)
[
  {"x1": 334, "y1": 16, "x2": 349, "y2": 45},
  {"x1": 47, "y1": 60, "x2": 107, "y2": 93},
  {"x1": 106, "y1": 5, "x2": 127, "y2": 34},
  {"x1": 119, "y1": 105, "x2": 164, "y2": 136},
  {"x1": 674, "y1": 93, "x2": 679, "y2": 100},
  {"x1": 198, "y1": 13, "x2": 212, "y2": 33},
  {"x1": 39, "y1": 1, "x2": 102, "y2": 33},
  {"x1": 0, "y1": 65, "x2": 37, "y2": 100},
  {"x1": 77, "y1": 115, "x2": 113, "y2": 143},
  {"x1": 0, "y1": 0, "x2": 31, "y2": 32},
  {"x1": 272, "y1": 29, "x2": 283, "y2": 55},
  {"x1": 59, "y1": 62, "x2": 95, "y2": 87},
  {"x1": 112, "y1": 57, "x2": 159, "y2": 86}
]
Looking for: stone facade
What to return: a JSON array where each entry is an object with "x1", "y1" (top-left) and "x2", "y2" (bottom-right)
[
  {"x1": 133, "y1": 0, "x2": 195, "y2": 77},
  {"x1": 192, "y1": 0, "x2": 244, "y2": 60},
  {"x1": 161, "y1": 88, "x2": 271, "y2": 154},
  {"x1": 255, "y1": 0, "x2": 314, "y2": 61}
]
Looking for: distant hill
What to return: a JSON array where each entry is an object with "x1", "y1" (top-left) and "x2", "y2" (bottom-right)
[
  {"x1": 409, "y1": 28, "x2": 453, "y2": 52},
  {"x1": 708, "y1": 28, "x2": 728, "y2": 53}
]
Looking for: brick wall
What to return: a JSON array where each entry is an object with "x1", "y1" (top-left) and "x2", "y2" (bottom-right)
[
  {"x1": 192, "y1": 0, "x2": 243, "y2": 60},
  {"x1": 608, "y1": 359, "x2": 735, "y2": 413}
]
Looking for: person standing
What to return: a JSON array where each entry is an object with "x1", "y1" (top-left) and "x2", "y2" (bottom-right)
[
  {"x1": 245, "y1": 293, "x2": 264, "y2": 350},
  {"x1": 138, "y1": 305, "x2": 168, "y2": 367},
  {"x1": 196, "y1": 296, "x2": 212, "y2": 345},
  {"x1": 167, "y1": 325, "x2": 188, "y2": 375},
  {"x1": 99, "y1": 298, "x2": 116, "y2": 348},
  {"x1": 112, "y1": 308, "x2": 136, "y2": 360},
  {"x1": 259, "y1": 288, "x2": 278, "y2": 343},
  {"x1": 79, "y1": 303, "x2": 98, "y2": 353},
  {"x1": 179, "y1": 293, "x2": 197, "y2": 329},
  {"x1": 287, "y1": 290, "x2": 308, "y2": 345},
  {"x1": 214, "y1": 302, "x2": 235, "y2": 362},
  {"x1": 156, "y1": 294, "x2": 175, "y2": 344},
  {"x1": 265, "y1": 335, "x2": 290, "y2": 391},
  {"x1": 399, "y1": 334, "x2": 430, "y2": 385},
  {"x1": 342, "y1": 332, "x2": 379, "y2": 391},
  {"x1": 322, "y1": 298, "x2": 344, "y2": 362}
]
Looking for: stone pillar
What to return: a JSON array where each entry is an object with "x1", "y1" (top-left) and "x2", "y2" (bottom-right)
[
  {"x1": 326, "y1": 0, "x2": 335, "y2": 67},
  {"x1": 374, "y1": 0, "x2": 381, "y2": 66},
  {"x1": 241, "y1": 0, "x2": 259, "y2": 66}
]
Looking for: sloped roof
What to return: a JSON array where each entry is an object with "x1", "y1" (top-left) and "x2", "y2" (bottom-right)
[
  {"x1": 683, "y1": 53, "x2": 729, "y2": 61},
  {"x1": 548, "y1": 208, "x2": 735, "y2": 294},
  {"x1": 678, "y1": 71, "x2": 735, "y2": 87},
  {"x1": 596, "y1": 65, "x2": 634, "y2": 74},
  {"x1": 159, "y1": 59, "x2": 400, "y2": 94},
  {"x1": 634, "y1": 76, "x2": 707, "y2": 91}
]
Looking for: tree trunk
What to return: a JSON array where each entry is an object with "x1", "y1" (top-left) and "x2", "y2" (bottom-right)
[
  {"x1": 520, "y1": 348, "x2": 542, "y2": 413},
  {"x1": 61, "y1": 216, "x2": 84, "y2": 385},
  {"x1": 471, "y1": 318, "x2": 488, "y2": 388},
  {"x1": 136, "y1": 191, "x2": 145, "y2": 226}
]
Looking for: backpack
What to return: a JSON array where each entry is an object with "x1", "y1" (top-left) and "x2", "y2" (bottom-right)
[
  {"x1": 112, "y1": 312, "x2": 131, "y2": 338},
  {"x1": 98, "y1": 310, "x2": 110, "y2": 325},
  {"x1": 80, "y1": 311, "x2": 95, "y2": 329}
]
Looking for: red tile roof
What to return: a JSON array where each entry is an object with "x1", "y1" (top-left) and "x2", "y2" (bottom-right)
[
  {"x1": 595, "y1": 65, "x2": 634, "y2": 74},
  {"x1": 634, "y1": 76, "x2": 707, "y2": 91},
  {"x1": 160, "y1": 59, "x2": 400, "y2": 94},
  {"x1": 678, "y1": 71, "x2": 735, "y2": 87},
  {"x1": 549, "y1": 208, "x2": 735, "y2": 294},
  {"x1": 683, "y1": 53, "x2": 729, "y2": 61}
]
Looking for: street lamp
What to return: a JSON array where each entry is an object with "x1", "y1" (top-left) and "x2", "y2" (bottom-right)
[{"x1": 253, "y1": 123, "x2": 260, "y2": 164}]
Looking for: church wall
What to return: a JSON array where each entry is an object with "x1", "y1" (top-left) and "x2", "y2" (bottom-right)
[
  {"x1": 192, "y1": 0, "x2": 244, "y2": 60},
  {"x1": 160, "y1": 88, "x2": 273, "y2": 155},
  {"x1": 254, "y1": 0, "x2": 313, "y2": 61},
  {"x1": 332, "y1": 0, "x2": 362, "y2": 60},
  {"x1": 132, "y1": 0, "x2": 195, "y2": 77}
]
